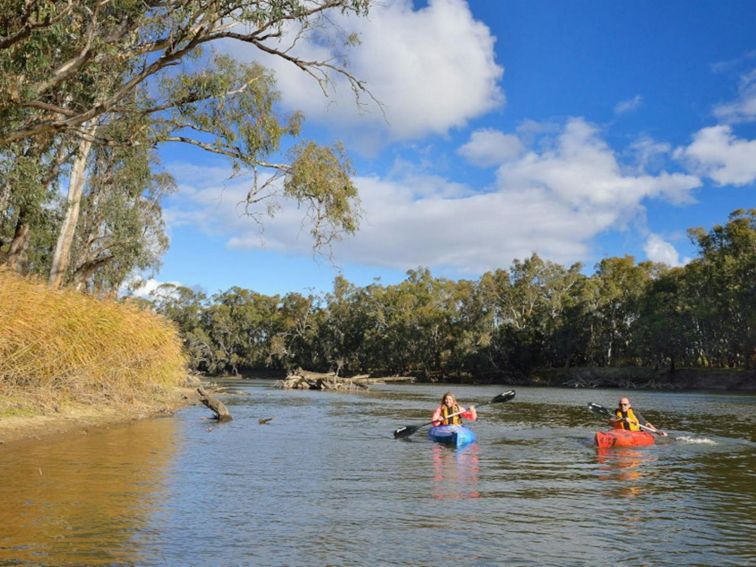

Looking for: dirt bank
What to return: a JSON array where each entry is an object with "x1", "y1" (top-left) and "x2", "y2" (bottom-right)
[{"x1": 0, "y1": 386, "x2": 200, "y2": 449}]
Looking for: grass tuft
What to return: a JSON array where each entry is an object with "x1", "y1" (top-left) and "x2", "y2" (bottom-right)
[{"x1": 0, "y1": 269, "x2": 187, "y2": 415}]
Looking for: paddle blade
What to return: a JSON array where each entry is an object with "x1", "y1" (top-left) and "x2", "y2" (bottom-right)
[
  {"x1": 393, "y1": 425, "x2": 421, "y2": 439},
  {"x1": 587, "y1": 402, "x2": 613, "y2": 419},
  {"x1": 491, "y1": 390, "x2": 516, "y2": 404}
]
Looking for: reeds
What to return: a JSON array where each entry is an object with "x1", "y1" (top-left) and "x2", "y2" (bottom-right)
[{"x1": 0, "y1": 269, "x2": 187, "y2": 411}]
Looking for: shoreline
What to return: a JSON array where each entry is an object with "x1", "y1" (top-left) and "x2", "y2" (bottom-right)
[
  {"x1": 2, "y1": 367, "x2": 753, "y2": 448},
  {"x1": 523, "y1": 366, "x2": 756, "y2": 392},
  {"x1": 0, "y1": 386, "x2": 200, "y2": 449}
]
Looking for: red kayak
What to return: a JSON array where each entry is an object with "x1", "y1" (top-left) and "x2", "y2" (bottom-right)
[{"x1": 595, "y1": 429, "x2": 655, "y2": 449}]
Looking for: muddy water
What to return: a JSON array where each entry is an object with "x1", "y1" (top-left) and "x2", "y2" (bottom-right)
[{"x1": 1, "y1": 383, "x2": 754, "y2": 566}]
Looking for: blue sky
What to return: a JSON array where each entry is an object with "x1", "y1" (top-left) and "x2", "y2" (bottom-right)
[{"x1": 142, "y1": 0, "x2": 756, "y2": 298}]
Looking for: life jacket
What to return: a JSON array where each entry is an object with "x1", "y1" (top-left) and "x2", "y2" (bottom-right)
[
  {"x1": 440, "y1": 404, "x2": 461, "y2": 425},
  {"x1": 614, "y1": 408, "x2": 641, "y2": 431}
]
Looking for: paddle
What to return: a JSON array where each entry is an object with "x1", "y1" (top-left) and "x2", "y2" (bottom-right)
[
  {"x1": 393, "y1": 390, "x2": 516, "y2": 439},
  {"x1": 587, "y1": 402, "x2": 668, "y2": 437}
]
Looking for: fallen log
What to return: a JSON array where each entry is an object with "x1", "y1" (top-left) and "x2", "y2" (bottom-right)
[
  {"x1": 351, "y1": 375, "x2": 416, "y2": 384},
  {"x1": 197, "y1": 386, "x2": 232, "y2": 422},
  {"x1": 274, "y1": 371, "x2": 415, "y2": 391}
]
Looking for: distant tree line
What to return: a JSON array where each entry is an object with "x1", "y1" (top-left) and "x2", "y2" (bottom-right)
[{"x1": 148, "y1": 209, "x2": 755, "y2": 378}]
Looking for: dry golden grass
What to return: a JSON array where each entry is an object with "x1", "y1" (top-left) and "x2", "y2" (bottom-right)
[{"x1": 0, "y1": 268, "x2": 188, "y2": 416}]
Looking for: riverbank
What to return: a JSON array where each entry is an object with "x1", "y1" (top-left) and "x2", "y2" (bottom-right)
[
  {"x1": 522, "y1": 366, "x2": 756, "y2": 391},
  {"x1": 0, "y1": 383, "x2": 201, "y2": 448},
  {"x1": 0, "y1": 269, "x2": 194, "y2": 448}
]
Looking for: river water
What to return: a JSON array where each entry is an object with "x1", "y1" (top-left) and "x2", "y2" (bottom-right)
[{"x1": 1, "y1": 382, "x2": 754, "y2": 566}]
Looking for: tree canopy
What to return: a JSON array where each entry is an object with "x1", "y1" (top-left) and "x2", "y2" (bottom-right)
[{"x1": 1, "y1": 0, "x2": 370, "y2": 292}]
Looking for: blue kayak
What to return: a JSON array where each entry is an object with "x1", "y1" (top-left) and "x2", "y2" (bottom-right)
[{"x1": 428, "y1": 425, "x2": 477, "y2": 448}]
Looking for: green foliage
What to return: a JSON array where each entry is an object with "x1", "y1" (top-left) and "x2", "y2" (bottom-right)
[
  {"x1": 2, "y1": 1, "x2": 368, "y2": 291},
  {"x1": 285, "y1": 142, "x2": 360, "y2": 249}
]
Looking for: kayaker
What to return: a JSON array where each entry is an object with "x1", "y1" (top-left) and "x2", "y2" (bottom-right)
[
  {"x1": 432, "y1": 392, "x2": 477, "y2": 426},
  {"x1": 610, "y1": 397, "x2": 667, "y2": 436}
]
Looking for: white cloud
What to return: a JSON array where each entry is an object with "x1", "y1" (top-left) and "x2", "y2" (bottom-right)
[
  {"x1": 643, "y1": 234, "x2": 687, "y2": 267},
  {"x1": 713, "y1": 68, "x2": 756, "y2": 123},
  {"x1": 614, "y1": 95, "x2": 643, "y2": 115},
  {"x1": 120, "y1": 277, "x2": 183, "y2": 299},
  {"x1": 164, "y1": 118, "x2": 703, "y2": 274},
  {"x1": 230, "y1": 0, "x2": 504, "y2": 142},
  {"x1": 675, "y1": 125, "x2": 756, "y2": 186},
  {"x1": 457, "y1": 129, "x2": 523, "y2": 167},
  {"x1": 629, "y1": 137, "x2": 672, "y2": 172},
  {"x1": 496, "y1": 119, "x2": 700, "y2": 210}
]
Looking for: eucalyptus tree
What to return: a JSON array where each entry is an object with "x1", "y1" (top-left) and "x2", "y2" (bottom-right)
[
  {"x1": 1, "y1": 0, "x2": 373, "y2": 144},
  {"x1": 149, "y1": 283, "x2": 214, "y2": 371},
  {"x1": 1, "y1": 1, "x2": 373, "y2": 289},
  {"x1": 634, "y1": 266, "x2": 693, "y2": 371},
  {"x1": 440, "y1": 278, "x2": 489, "y2": 378},
  {"x1": 358, "y1": 269, "x2": 436, "y2": 376},
  {"x1": 270, "y1": 291, "x2": 320, "y2": 372},
  {"x1": 201, "y1": 287, "x2": 284, "y2": 374},
  {"x1": 315, "y1": 276, "x2": 369, "y2": 375},
  {"x1": 0, "y1": 137, "x2": 70, "y2": 272},
  {"x1": 67, "y1": 115, "x2": 174, "y2": 294},
  {"x1": 686, "y1": 209, "x2": 755, "y2": 368},
  {"x1": 588, "y1": 256, "x2": 654, "y2": 366},
  {"x1": 476, "y1": 255, "x2": 565, "y2": 371}
]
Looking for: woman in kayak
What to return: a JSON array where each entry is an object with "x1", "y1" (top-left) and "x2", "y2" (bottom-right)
[
  {"x1": 432, "y1": 392, "x2": 477, "y2": 426},
  {"x1": 611, "y1": 397, "x2": 666, "y2": 435}
]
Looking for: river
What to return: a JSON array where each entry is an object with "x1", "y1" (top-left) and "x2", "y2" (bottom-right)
[{"x1": 1, "y1": 382, "x2": 754, "y2": 566}]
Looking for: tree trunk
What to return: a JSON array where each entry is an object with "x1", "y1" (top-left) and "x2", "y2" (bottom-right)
[
  {"x1": 6, "y1": 211, "x2": 30, "y2": 272},
  {"x1": 197, "y1": 386, "x2": 232, "y2": 422},
  {"x1": 72, "y1": 253, "x2": 114, "y2": 291},
  {"x1": 49, "y1": 124, "x2": 96, "y2": 288}
]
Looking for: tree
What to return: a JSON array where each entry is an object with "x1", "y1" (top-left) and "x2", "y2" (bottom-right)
[
  {"x1": 588, "y1": 256, "x2": 653, "y2": 366},
  {"x1": 1, "y1": 1, "x2": 372, "y2": 145},
  {"x1": 687, "y1": 209, "x2": 756, "y2": 368},
  {"x1": 2, "y1": 1, "x2": 372, "y2": 288},
  {"x1": 149, "y1": 283, "x2": 213, "y2": 371},
  {"x1": 68, "y1": 129, "x2": 175, "y2": 293}
]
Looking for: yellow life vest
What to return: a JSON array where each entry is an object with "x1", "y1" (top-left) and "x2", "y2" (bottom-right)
[
  {"x1": 441, "y1": 405, "x2": 461, "y2": 425},
  {"x1": 614, "y1": 407, "x2": 641, "y2": 431}
]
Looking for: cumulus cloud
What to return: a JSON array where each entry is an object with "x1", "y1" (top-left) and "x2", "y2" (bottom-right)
[
  {"x1": 643, "y1": 234, "x2": 687, "y2": 267},
  {"x1": 457, "y1": 129, "x2": 524, "y2": 167},
  {"x1": 614, "y1": 95, "x2": 643, "y2": 115},
  {"x1": 496, "y1": 119, "x2": 700, "y2": 210},
  {"x1": 230, "y1": 0, "x2": 504, "y2": 141},
  {"x1": 165, "y1": 118, "x2": 703, "y2": 274},
  {"x1": 675, "y1": 125, "x2": 756, "y2": 186}
]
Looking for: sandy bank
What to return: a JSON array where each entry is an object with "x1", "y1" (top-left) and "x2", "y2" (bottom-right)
[{"x1": 0, "y1": 386, "x2": 200, "y2": 449}]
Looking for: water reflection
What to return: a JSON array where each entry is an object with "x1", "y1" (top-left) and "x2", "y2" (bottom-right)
[
  {"x1": 595, "y1": 447, "x2": 656, "y2": 500},
  {"x1": 431, "y1": 443, "x2": 480, "y2": 500},
  {"x1": 0, "y1": 418, "x2": 178, "y2": 566}
]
